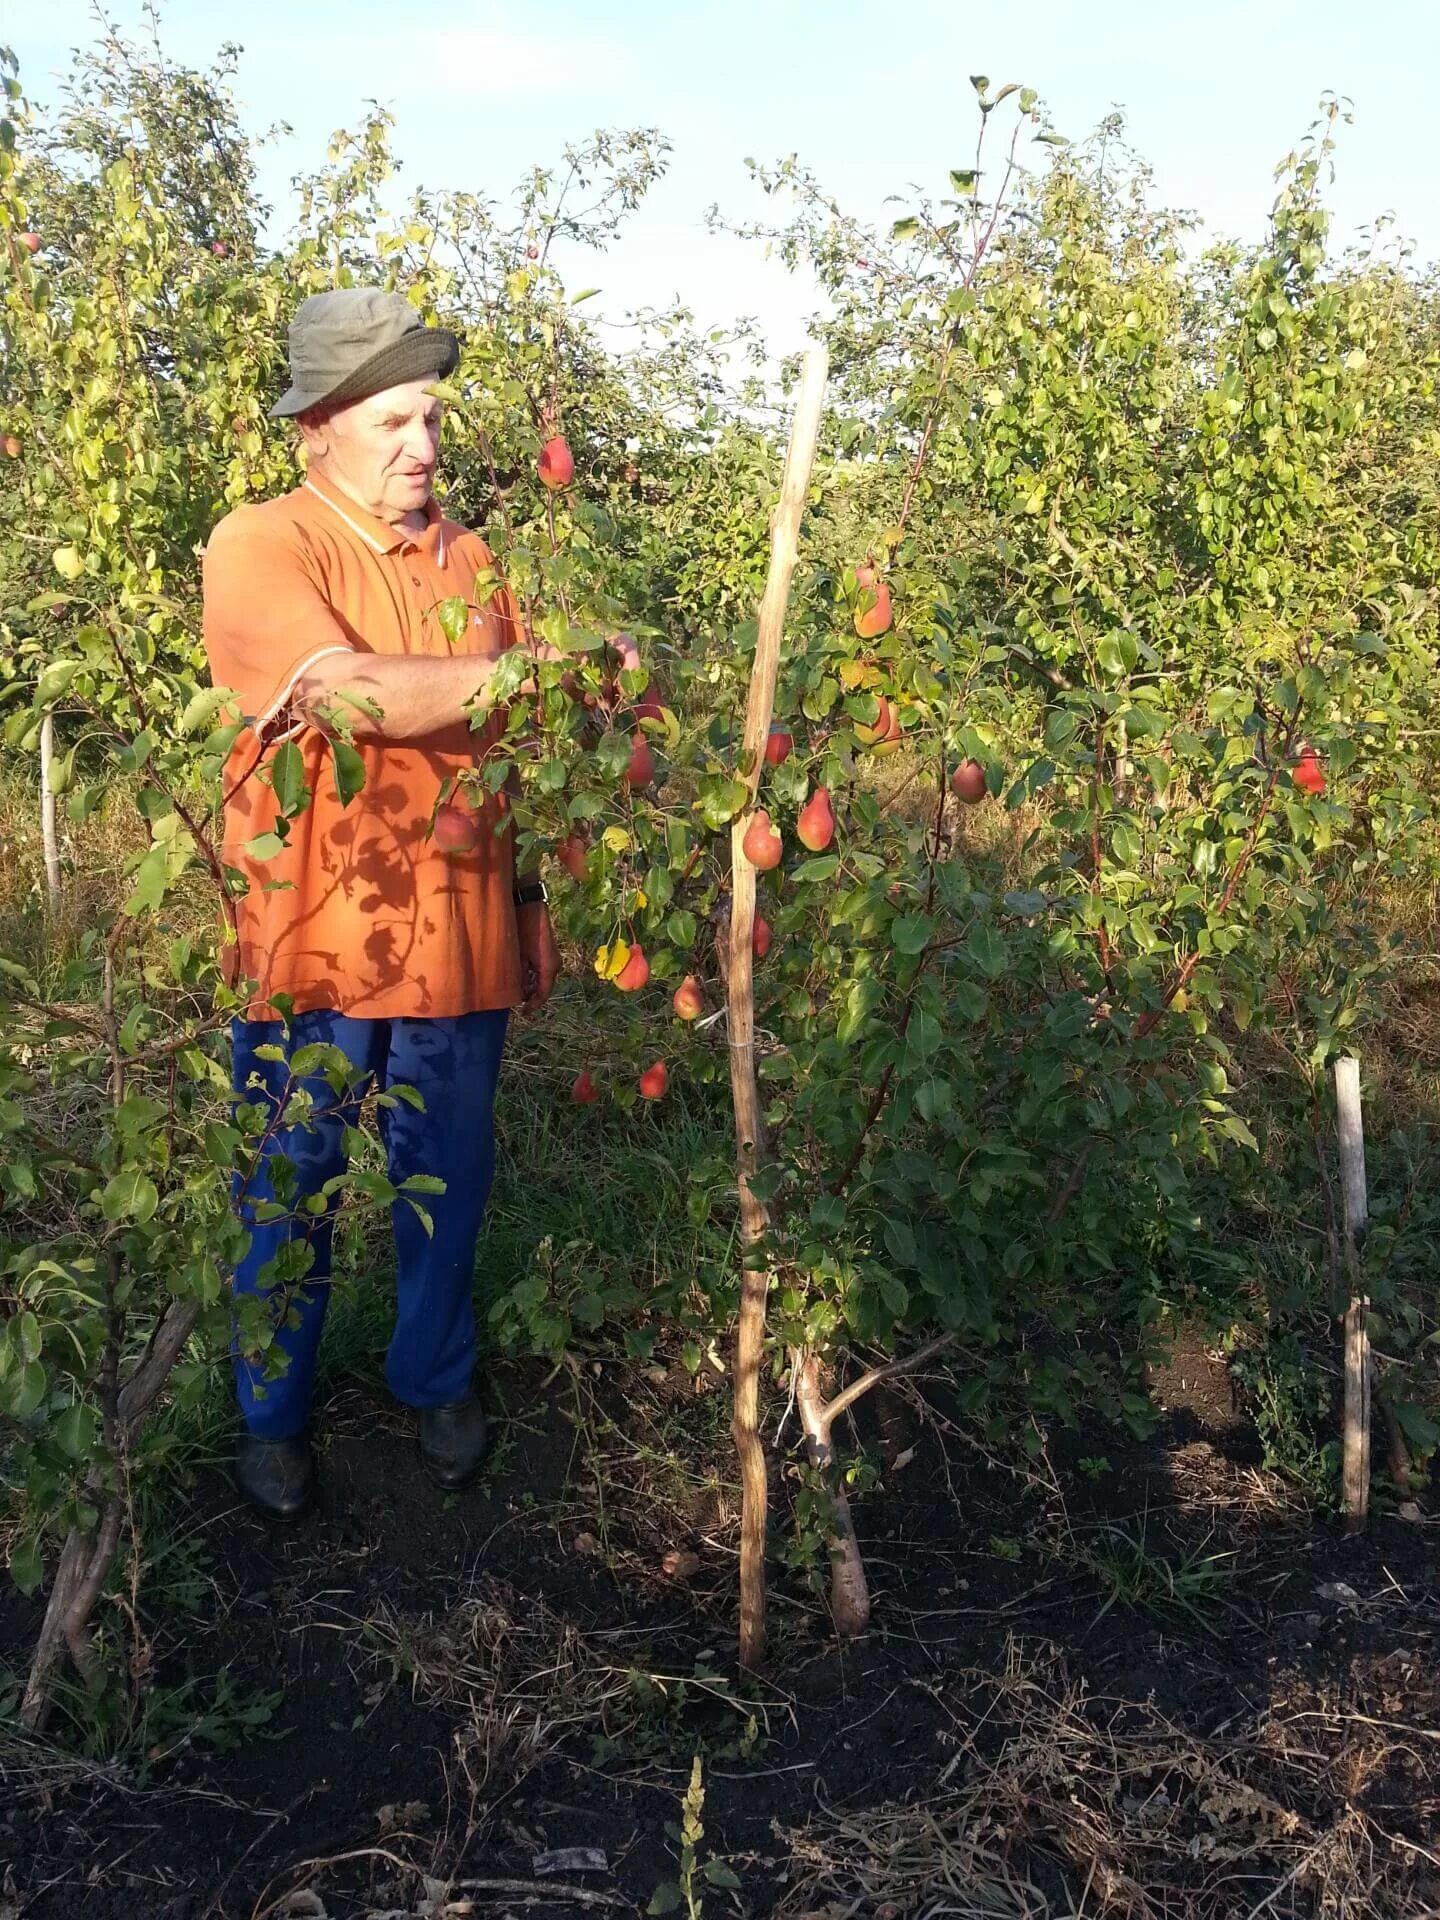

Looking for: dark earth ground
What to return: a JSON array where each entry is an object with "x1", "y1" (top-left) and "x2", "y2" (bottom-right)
[{"x1": 3, "y1": 1332, "x2": 1438, "y2": 1919}]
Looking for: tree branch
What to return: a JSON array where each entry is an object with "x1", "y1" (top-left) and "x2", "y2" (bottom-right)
[{"x1": 812, "y1": 1328, "x2": 959, "y2": 1435}]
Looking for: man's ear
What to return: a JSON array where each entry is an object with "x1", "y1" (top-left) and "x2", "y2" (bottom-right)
[{"x1": 295, "y1": 403, "x2": 333, "y2": 458}]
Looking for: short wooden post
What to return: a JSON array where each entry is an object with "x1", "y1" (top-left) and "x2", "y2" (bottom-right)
[
  {"x1": 1334, "y1": 1056, "x2": 1370, "y2": 1529},
  {"x1": 39, "y1": 709, "x2": 62, "y2": 913}
]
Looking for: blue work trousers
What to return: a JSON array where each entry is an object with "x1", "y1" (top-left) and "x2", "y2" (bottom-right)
[{"x1": 230, "y1": 1009, "x2": 509, "y2": 1439}]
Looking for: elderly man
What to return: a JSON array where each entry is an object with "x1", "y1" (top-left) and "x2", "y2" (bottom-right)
[{"x1": 202, "y1": 289, "x2": 560, "y2": 1520}]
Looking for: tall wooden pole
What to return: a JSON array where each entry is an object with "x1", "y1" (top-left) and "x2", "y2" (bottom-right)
[
  {"x1": 1335, "y1": 1055, "x2": 1370, "y2": 1530},
  {"x1": 728, "y1": 346, "x2": 828, "y2": 1671}
]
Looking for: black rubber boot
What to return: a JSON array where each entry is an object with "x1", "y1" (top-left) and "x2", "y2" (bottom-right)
[
  {"x1": 234, "y1": 1431, "x2": 315, "y2": 1520},
  {"x1": 417, "y1": 1394, "x2": 491, "y2": 1491}
]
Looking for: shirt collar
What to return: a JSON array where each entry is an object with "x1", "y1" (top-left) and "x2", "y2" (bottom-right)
[{"x1": 303, "y1": 467, "x2": 449, "y2": 568}]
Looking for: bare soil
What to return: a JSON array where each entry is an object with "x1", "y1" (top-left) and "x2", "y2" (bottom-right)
[{"x1": 3, "y1": 1336, "x2": 1437, "y2": 1919}]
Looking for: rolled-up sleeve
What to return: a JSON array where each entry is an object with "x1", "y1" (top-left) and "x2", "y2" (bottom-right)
[{"x1": 201, "y1": 508, "x2": 356, "y2": 738}]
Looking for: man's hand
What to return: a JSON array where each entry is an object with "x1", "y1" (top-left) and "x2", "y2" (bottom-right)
[{"x1": 516, "y1": 902, "x2": 561, "y2": 1013}]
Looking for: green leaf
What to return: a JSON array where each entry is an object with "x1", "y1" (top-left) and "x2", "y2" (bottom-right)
[
  {"x1": 837, "y1": 978, "x2": 879, "y2": 1045},
  {"x1": 1097, "y1": 634, "x2": 1129, "y2": 677},
  {"x1": 101, "y1": 1169, "x2": 159, "y2": 1224},
  {"x1": 331, "y1": 739, "x2": 366, "y2": 808},
  {"x1": 11, "y1": 1360, "x2": 45, "y2": 1421},
  {"x1": 1393, "y1": 1400, "x2": 1440, "y2": 1453},
  {"x1": 966, "y1": 924, "x2": 1008, "y2": 978},
  {"x1": 348, "y1": 1169, "x2": 397, "y2": 1205},
  {"x1": 437, "y1": 596, "x2": 470, "y2": 646},
  {"x1": 890, "y1": 216, "x2": 920, "y2": 242},
  {"x1": 1005, "y1": 757, "x2": 1056, "y2": 809},
  {"x1": 46, "y1": 744, "x2": 78, "y2": 796},
  {"x1": 792, "y1": 854, "x2": 841, "y2": 885},
  {"x1": 242, "y1": 833, "x2": 286, "y2": 862},
  {"x1": 891, "y1": 913, "x2": 933, "y2": 955},
  {"x1": 271, "y1": 740, "x2": 308, "y2": 815},
  {"x1": 906, "y1": 1007, "x2": 942, "y2": 1060},
  {"x1": 697, "y1": 774, "x2": 749, "y2": 831},
  {"x1": 54, "y1": 1401, "x2": 95, "y2": 1460},
  {"x1": 16, "y1": 1310, "x2": 41, "y2": 1363},
  {"x1": 35, "y1": 660, "x2": 81, "y2": 707},
  {"x1": 969, "y1": 73, "x2": 990, "y2": 93},
  {"x1": 125, "y1": 844, "x2": 171, "y2": 915},
  {"x1": 8, "y1": 1537, "x2": 42, "y2": 1595},
  {"x1": 949, "y1": 169, "x2": 979, "y2": 195},
  {"x1": 180, "y1": 686, "x2": 233, "y2": 734},
  {"x1": 953, "y1": 980, "x2": 989, "y2": 1021}
]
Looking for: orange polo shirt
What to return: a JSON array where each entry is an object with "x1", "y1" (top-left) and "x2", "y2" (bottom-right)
[{"x1": 201, "y1": 467, "x2": 524, "y2": 1021}]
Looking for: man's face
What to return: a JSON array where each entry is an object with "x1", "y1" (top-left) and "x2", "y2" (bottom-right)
[{"x1": 300, "y1": 379, "x2": 443, "y2": 523}]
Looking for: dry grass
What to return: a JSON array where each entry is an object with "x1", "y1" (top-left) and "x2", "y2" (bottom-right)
[
  {"x1": 361, "y1": 1570, "x2": 781, "y2": 1800},
  {"x1": 774, "y1": 1634, "x2": 1440, "y2": 1920}
]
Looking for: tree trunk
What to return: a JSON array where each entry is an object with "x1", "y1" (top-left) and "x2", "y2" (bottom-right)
[
  {"x1": 21, "y1": 1296, "x2": 200, "y2": 1728},
  {"x1": 793, "y1": 1350, "x2": 870, "y2": 1638}
]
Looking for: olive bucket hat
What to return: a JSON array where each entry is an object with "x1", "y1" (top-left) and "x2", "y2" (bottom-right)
[{"x1": 269, "y1": 288, "x2": 460, "y2": 418}]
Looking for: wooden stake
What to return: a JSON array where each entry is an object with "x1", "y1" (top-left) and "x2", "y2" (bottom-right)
[
  {"x1": 39, "y1": 709, "x2": 61, "y2": 913},
  {"x1": 1334, "y1": 1055, "x2": 1370, "y2": 1530},
  {"x1": 727, "y1": 345, "x2": 828, "y2": 1672}
]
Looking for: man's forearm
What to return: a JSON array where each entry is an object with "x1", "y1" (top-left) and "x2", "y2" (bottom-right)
[{"x1": 295, "y1": 651, "x2": 508, "y2": 742}]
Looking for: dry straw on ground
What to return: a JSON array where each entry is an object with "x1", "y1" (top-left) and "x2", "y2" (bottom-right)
[{"x1": 773, "y1": 1635, "x2": 1439, "y2": 1920}]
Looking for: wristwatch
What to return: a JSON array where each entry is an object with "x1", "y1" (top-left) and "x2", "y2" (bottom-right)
[{"x1": 513, "y1": 875, "x2": 548, "y2": 908}]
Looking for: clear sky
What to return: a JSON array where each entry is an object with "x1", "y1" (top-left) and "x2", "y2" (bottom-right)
[{"x1": 11, "y1": 1, "x2": 1439, "y2": 357}]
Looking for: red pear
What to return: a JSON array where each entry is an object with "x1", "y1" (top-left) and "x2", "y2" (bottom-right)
[
  {"x1": 526, "y1": 243, "x2": 540, "y2": 260},
  {"x1": 742, "y1": 809, "x2": 783, "y2": 871},
  {"x1": 673, "y1": 975, "x2": 704, "y2": 1020},
  {"x1": 433, "y1": 799, "x2": 482, "y2": 853},
  {"x1": 752, "y1": 914, "x2": 772, "y2": 959},
  {"x1": 856, "y1": 694, "x2": 901, "y2": 748},
  {"x1": 623, "y1": 734, "x2": 655, "y2": 789},
  {"x1": 2, "y1": 435, "x2": 19, "y2": 459},
  {"x1": 638, "y1": 1060, "x2": 669, "y2": 1100},
  {"x1": 633, "y1": 687, "x2": 665, "y2": 725},
  {"x1": 538, "y1": 434, "x2": 574, "y2": 489},
  {"x1": 796, "y1": 786, "x2": 835, "y2": 852},
  {"x1": 558, "y1": 831, "x2": 589, "y2": 882},
  {"x1": 571, "y1": 1069, "x2": 600, "y2": 1104},
  {"x1": 765, "y1": 727, "x2": 794, "y2": 765},
  {"x1": 951, "y1": 759, "x2": 988, "y2": 803},
  {"x1": 1292, "y1": 744, "x2": 1326, "y2": 795},
  {"x1": 20, "y1": 232, "x2": 40, "y2": 255},
  {"x1": 608, "y1": 631, "x2": 642, "y2": 673},
  {"x1": 615, "y1": 945, "x2": 650, "y2": 992},
  {"x1": 854, "y1": 579, "x2": 892, "y2": 638},
  {"x1": 211, "y1": 240, "x2": 228, "y2": 257},
  {"x1": 854, "y1": 560, "x2": 877, "y2": 590}
]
